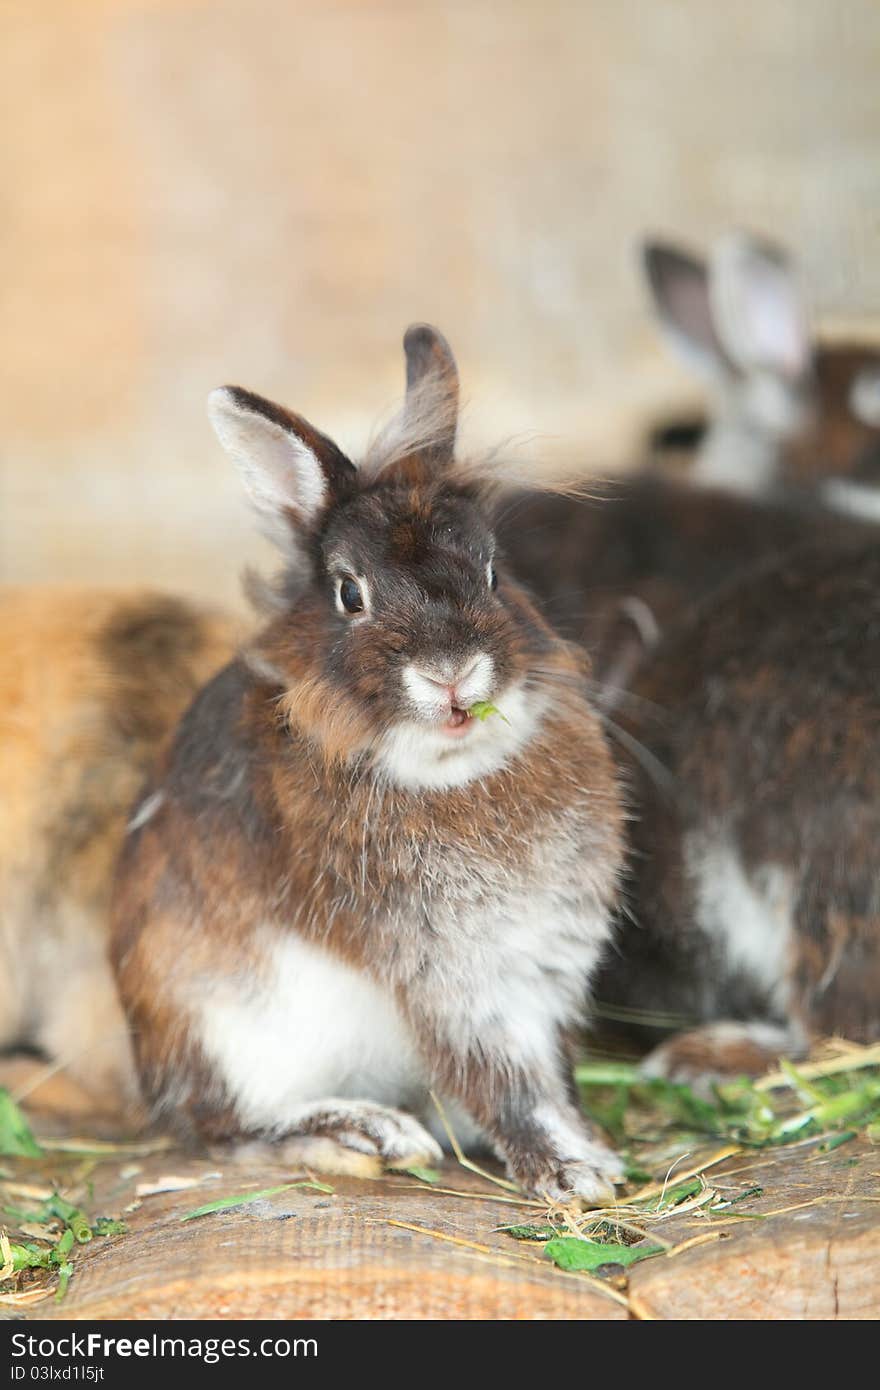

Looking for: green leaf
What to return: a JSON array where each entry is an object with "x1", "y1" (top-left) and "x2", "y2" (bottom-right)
[
  {"x1": 46, "y1": 1195, "x2": 92, "y2": 1243},
  {"x1": 574, "y1": 1062, "x2": 643, "y2": 1087},
  {"x1": 0, "y1": 1089, "x2": 42, "y2": 1158},
  {"x1": 652, "y1": 1176, "x2": 703, "y2": 1210},
  {"x1": 711, "y1": 1185, "x2": 763, "y2": 1208},
  {"x1": 499, "y1": 1223, "x2": 559, "y2": 1242},
  {"x1": 545, "y1": 1237, "x2": 663, "y2": 1273},
  {"x1": 1, "y1": 1203, "x2": 44, "y2": 1225},
  {"x1": 7, "y1": 1241, "x2": 55, "y2": 1272},
  {"x1": 818, "y1": 1130, "x2": 857, "y2": 1153},
  {"x1": 55, "y1": 1262, "x2": 73, "y2": 1302},
  {"x1": 779, "y1": 1057, "x2": 827, "y2": 1105},
  {"x1": 650, "y1": 1081, "x2": 725, "y2": 1132},
  {"x1": 623, "y1": 1165, "x2": 653, "y2": 1185},
  {"x1": 771, "y1": 1076, "x2": 880, "y2": 1141},
  {"x1": 93, "y1": 1217, "x2": 128, "y2": 1237},
  {"x1": 180, "y1": 1179, "x2": 333, "y2": 1222},
  {"x1": 51, "y1": 1228, "x2": 75, "y2": 1264},
  {"x1": 402, "y1": 1166, "x2": 442, "y2": 1185},
  {"x1": 468, "y1": 701, "x2": 510, "y2": 724}
]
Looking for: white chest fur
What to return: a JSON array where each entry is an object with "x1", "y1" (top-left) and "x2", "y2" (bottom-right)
[
  {"x1": 194, "y1": 933, "x2": 426, "y2": 1134},
  {"x1": 190, "y1": 819, "x2": 614, "y2": 1135},
  {"x1": 403, "y1": 873, "x2": 609, "y2": 1062}
]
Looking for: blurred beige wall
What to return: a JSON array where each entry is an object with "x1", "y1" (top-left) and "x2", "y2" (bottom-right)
[{"x1": 3, "y1": 0, "x2": 880, "y2": 608}]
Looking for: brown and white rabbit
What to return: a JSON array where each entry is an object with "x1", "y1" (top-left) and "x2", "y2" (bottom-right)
[
  {"x1": 497, "y1": 234, "x2": 880, "y2": 691},
  {"x1": 110, "y1": 326, "x2": 626, "y2": 1200},
  {"x1": 645, "y1": 231, "x2": 880, "y2": 505},
  {"x1": 500, "y1": 237, "x2": 880, "y2": 1077},
  {"x1": 0, "y1": 586, "x2": 236, "y2": 1114},
  {"x1": 598, "y1": 533, "x2": 880, "y2": 1083}
]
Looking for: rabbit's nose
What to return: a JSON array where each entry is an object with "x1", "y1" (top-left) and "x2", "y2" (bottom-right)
[
  {"x1": 408, "y1": 653, "x2": 493, "y2": 709},
  {"x1": 414, "y1": 655, "x2": 482, "y2": 694}
]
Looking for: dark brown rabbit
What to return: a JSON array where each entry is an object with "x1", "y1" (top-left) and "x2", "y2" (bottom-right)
[
  {"x1": 495, "y1": 477, "x2": 863, "y2": 690},
  {"x1": 597, "y1": 534, "x2": 880, "y2": 1082},
  {"x1": 110, "y1": 326, "x2": 626, "y2": 1201}
]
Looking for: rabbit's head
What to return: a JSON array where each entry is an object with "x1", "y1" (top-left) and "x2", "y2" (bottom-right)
[
  {"x1": 643, "y1": 231, "x2": 880, "y2": 505},
  {"x1": 644, "y1": 233, "x2": 813, "y2": 430},
  {"x1": 208, "y1": 326, "x2": 576, "y2": 791}
]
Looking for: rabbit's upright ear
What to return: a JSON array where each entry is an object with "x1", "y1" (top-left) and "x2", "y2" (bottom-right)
[
  {"x1": 642, "y1": 240, "x2": 728, "y2": 381},
  {"x1": 208, "y1": 387, "x2": 356, "y2": 549},
  {"x1": 403, "y1": 323, "x2": 459, "y2": 466},
  {"x1": 710, "y1": 232, "x2": 812, "y2": 381}
]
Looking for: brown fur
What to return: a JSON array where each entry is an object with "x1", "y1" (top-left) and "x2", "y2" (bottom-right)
[
  {"x1": 114, "y1": 648, "x2": 622, "y2": 1135},
  {"x1": 0, "y1": 586, "x2": 237, "y2": 1112},
  {"x1": 542, "y1": 244, "x2": 880, "y2": 693},
  {"x1": 785, "y1": 343, "x2": 880, "y2": 485},
  {"x1": 111, "y1": 339, "x2": 627, "y2": 1198},
  {"x1": 599, "y1": 538, "x2": 880, "y2": 1069},
  {"x1": 497, "y1": 477, "x2": 868, "y2": 684},
  {"x1": 644, "y1": 1028, "x2": 792, "y2": 1084}
]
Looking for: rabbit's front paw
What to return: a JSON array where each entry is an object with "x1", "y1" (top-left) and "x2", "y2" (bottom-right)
[
  {"x1": 537, "y1": 1145, "x2": 625, "y2": 1207},
  {"x1": 332, "y1": 1103, "x2": 444, "y2": 1168},
  {"x1": 240, "y1": 1100, "x2": 445, "y2": 1180},
  {"x1": 297, "y1": 1100, "x2": 443, "y2": 1169},
  {"x1": 510, "y1": 1123, "x2": 624, "y2": 1206}
]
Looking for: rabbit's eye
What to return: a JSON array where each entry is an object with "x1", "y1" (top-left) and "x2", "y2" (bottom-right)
[
  {"x1": 338, "y1": 576, "x2": 365, "y2": 615},
  {"x1": 487, "y1": 562, "x2": 498, "y2": 591}
]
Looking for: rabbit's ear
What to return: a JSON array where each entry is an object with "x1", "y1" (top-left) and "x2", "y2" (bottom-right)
[
  {"x1": 403, "y1": 323, "x2": 459, "y2": 465},
  {"x1": 642, "y1": 240, "x2": 728, "y2": 381},
  {"x1": 709, "y1": 233, "x2": 811, "y2": 381},
  {"x1": 208, "y1": 386, "x2": 356, "y2": 549}
]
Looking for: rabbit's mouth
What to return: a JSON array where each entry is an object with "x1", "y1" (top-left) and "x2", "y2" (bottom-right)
[{"x1": 441, "y1": 705, "x2": 474, "y2": 738}]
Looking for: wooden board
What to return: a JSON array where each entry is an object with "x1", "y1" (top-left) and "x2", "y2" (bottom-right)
[
  {"x1": 3, "y1": 1087, "x2": 879, "y2": 1320},
  {"x1": 23, "y1": 1154, "x2": 627, "y2": 1321},
  {"x1": 628, "y1": 1142, "x2": 880, "y2": 1319}
]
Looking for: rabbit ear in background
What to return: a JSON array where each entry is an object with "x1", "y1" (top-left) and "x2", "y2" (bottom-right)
[
  {"x1": 402, "y1": 322, "x2": 460, "y2": 466},
  {"x1": 642, "y1": 240, "x2": 729, "y2": 381},
  {"x1": 208, "y1": 386, "x2": 356, "y2": 549},
  {"x1": 709, "y1": 232, "x2": 812, "y2": 381}
]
